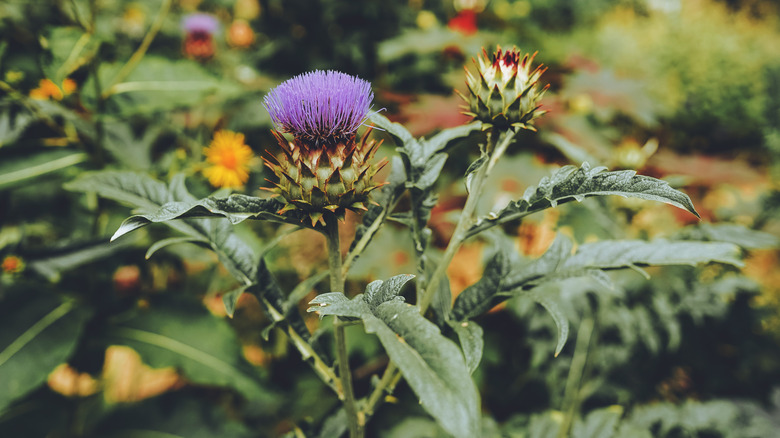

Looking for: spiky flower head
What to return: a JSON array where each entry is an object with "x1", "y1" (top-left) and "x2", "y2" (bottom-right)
[
  {"x1": 262, "y1": 70, "x2": 386, "y2": 226},
  {"x1": 459, "y1": 46, "x2": 549, "y2": 132}
]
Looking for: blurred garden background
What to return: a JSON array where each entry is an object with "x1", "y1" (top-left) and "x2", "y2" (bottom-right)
[{"x1": 2, "y1": 0, "x2": 780, "y2": 436}]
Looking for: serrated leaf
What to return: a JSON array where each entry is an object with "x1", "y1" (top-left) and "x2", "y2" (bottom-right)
[
  {"x1": 309, "y1": 276, "x2": 480, "y2": 438},
  {"x1": 109, "y1": 299, "x2": 273, "y2": 403},
  {"x1": 364, "y1": 274, "x2": 415, "y2": 310},
  {"x1": 468, "y1": 162, "x2": 701, "y2": 238},
  {"x1": 448, "y1": 320, "x2": 484, "y2": 374},
  {"x1": 0, "y1": 288, "x2": 90, "y2": 413}
]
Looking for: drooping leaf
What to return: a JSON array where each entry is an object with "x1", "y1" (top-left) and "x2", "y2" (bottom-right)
[
  {"x1": 108, "y1": 298, "x2": 273, "y2": 403},
  {"x1": 0, "y1": 287, "x2": 90, "y2": 413},
  {"x1": 524, "y1": 284, "x2": 571, "y2": 357},
  {"x1": 468, "y1": 162, "x2": 701, "y2": 238},
  {"x1": 309, "y1": 275, "x2": 480, "y2": 438},
  {"x1": 145, "y1": 236, "x2": 210, "y2": 260},
  {"x1": 110, "y1": 194, "x2": 296, "y2": 242}
]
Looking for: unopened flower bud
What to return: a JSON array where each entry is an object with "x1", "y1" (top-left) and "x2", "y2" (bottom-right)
[{"x1": 459, "y1": 46, "x2": 549, "y2": 131}]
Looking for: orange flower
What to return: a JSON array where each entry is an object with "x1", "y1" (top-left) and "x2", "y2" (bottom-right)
[
  {"x1": 29, "y1": 78, "x2": 76, "y2": 101},
  {"x1": 2, "y1": 255, "x2": 24, "y2": 274},
  {"x1": 227, "y1": 19, "x2": 255, "y2": 48},
  {"x1": 202, "y1": 130, "x2": 255, "y2": 188}
]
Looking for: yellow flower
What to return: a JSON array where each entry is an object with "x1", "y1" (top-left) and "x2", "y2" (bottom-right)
[
  {"x1": 29, "y1": 78, "x2": 77, "y2": 101},
  {"x1": 202, "y1": 130, "x2": 254, "y2": 188}
]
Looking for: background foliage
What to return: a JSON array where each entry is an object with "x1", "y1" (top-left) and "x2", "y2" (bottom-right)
[{"x1": 2, "y1": 0, "x2": 780, "y2": 437}]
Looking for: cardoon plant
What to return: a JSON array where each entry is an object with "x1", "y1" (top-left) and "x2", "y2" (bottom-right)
[
  {"x1": 262, "y1": 70, "x2": 387, "y2": 227},
  {"x1": 76, "y1": 47, "x2": 746, "y2": 438}
]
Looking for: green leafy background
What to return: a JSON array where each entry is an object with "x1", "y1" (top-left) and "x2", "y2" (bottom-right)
[{"x1": 2, "y1": 0, "x2": 780, "y2": 437}]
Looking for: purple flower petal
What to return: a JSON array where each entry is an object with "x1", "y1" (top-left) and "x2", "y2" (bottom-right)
[
  {"x1": 263, "y1": 70, "x2": 374, "y2": 140},
  {"x1": 182, "y1": 13, "x2": 220, "y2": 34}
]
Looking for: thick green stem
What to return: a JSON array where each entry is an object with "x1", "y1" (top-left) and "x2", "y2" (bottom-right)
[
  {"x1": 419, "y1": 130, "x2": 516, "y2": 314},
  {"x1": 326, "y1": 219, "x2": 363, "y2": 438}
]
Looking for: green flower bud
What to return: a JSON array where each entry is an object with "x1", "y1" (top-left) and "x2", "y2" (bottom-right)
[{"x1": 459, "y1": 46, "x2": 549, "y2": 132}]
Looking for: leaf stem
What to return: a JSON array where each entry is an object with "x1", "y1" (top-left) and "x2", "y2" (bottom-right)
[
  {"x1": 419, "y1": 129, "x2": 516, "y2": 314},
  {"x1": 363, "y1": 361, "x2": 402, "y2": 418},
  {"x1": 326, "y1": 218, "x2": 363, "y2": 438},
  {"x1": 101, "y1": 0, "x2": 172, "y2": 99}
]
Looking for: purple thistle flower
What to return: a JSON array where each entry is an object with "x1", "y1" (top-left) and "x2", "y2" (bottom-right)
[
  {"x1": 262, "y1": 70, "x2": 374, "y2": 143},
  {"x1": 182, "y1": 13, "x2": 220, "y2": 35}
]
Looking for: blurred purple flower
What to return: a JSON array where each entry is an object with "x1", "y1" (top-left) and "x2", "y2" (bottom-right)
[
  {"x1": 263, "y1": 70, "x2": 374, "y2": 142},
  {"x1": 182, "y1": 13, "x2": 219, "y2": 35}
]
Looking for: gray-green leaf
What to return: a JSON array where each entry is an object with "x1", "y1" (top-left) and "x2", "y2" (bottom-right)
[
  {"x1": 308, "y1": 275, "x2": 480, "y2": 438},
  {"x1": 468, "y1": 162, "x2": 700, "y2": 238}
]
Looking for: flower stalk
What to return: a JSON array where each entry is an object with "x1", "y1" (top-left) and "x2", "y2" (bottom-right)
[
  {"x1": 419, "y1": 129, "x2": 516, "y2": 314},
  {"x1": 325, "y1": 218, "x2": 363, "y2": 438}
]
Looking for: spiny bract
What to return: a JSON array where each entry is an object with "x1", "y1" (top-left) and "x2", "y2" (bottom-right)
[
  {"x1": 262, "y1": 70, "x2": 386, "y2": 226},
  {"x1": 459, "y1": 46, "x2": 549, "y2": 132}
]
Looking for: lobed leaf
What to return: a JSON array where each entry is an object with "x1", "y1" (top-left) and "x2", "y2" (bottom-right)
[
  {"x1": 468, "y1": 162, "x2": 701, "y2": 238},
  {"x1": 309, "y1": 275, "x2": 480, "y2": 438}
]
